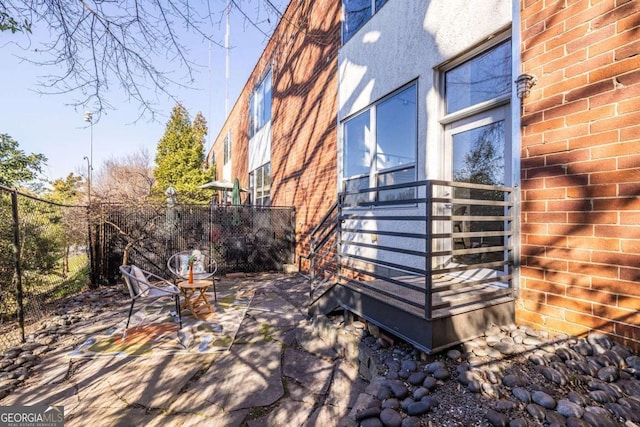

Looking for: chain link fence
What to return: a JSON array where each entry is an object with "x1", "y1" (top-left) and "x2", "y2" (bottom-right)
[
  {"x1": 0, "y1": 186, "x2": 296, "y2": 351},
  {"x1": 94, "y1": 203, "x2": 296, "y2": 283},
  {"x1": 0, "y1": 186, "x2": 90, "y2": 351}
]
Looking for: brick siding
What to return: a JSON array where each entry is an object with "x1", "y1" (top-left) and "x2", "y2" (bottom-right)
[
  {"x1": 208, "y1": 0, "x2": 341, "y2": 264},
  {"x1": 519, "y1": 0, "x2": 640, "y2": 350}
]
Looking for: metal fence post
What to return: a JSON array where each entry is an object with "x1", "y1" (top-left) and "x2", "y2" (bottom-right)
[
  {"x1": 424, "y1": 182, "x2": 432, "y2": 320},
  {"x1": 87, "y1": 203, "x2": 96, "y2": 288},
  {"x1": 10, "y1": 189, "x2": 25, "y2": 343}
]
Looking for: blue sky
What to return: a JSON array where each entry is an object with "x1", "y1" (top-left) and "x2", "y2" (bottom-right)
[{"x1": 0, "y1": 1, "x2": 288, "y2": 183}]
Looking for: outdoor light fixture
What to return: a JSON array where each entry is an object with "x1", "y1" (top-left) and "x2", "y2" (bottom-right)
[{"x1": 515, "y1": 73, "x2": 537, "y2": 99}]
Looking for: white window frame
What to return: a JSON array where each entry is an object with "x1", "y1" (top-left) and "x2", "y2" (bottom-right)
[
  {"x1": 437, "y1": 34, "x2": 514, "y2": 269},
  {"x1": 341, "y1": 81, "x2": 418, "y2": 205},
  {"x1": 249, "y1": 162, "x2": 271, "y2": 206},
  {"x1": 444, "y1": 106, "x2": 511, "y2": 185},
  {"x1": 439, "y1": 34, "x2": 513, "y2": 186},
  {"x1": 439, "y1": 34, "x2": 512, "y2": 122},
  {"x1": 249, "y1": 70, "x2": 272, "y2": 139}
]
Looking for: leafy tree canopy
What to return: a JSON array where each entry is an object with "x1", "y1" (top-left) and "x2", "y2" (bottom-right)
[
  {"x1": 0, "y1": 11, "x2": 30, "y2": 33},
  {"x1": 154, "y1": 104, "x2": 215, "y2": 203},
  {"x1": 0, "y1": 134, "x2": 47, "y2": 187},
  {"x1": 48, "y1": 173, "x2": 84, "y2": 204}
]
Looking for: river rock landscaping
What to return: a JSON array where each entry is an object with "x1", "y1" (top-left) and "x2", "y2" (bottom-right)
[
  {"x1": 0, "y1": 287, "x2": 127, "y2": 400},
  {"x1": 344, "y1": 319, "x2": 640, "y2": 427}
]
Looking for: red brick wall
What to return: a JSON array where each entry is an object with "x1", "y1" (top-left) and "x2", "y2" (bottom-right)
[
  {"x1": 208, "y1": 0, "x2": 341, "y2": 264},
  {"x1": 519, "y1": 0, "x2": 640, "y2": 350}
]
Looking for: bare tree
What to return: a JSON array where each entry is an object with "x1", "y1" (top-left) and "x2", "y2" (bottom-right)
[
  {"x1": 91, "y1": 148, "x2": 156, "y2": 204},
  {"x1": 89, "y1": 148, "x2": 177, "y2": 269},
  {"x1": 1, "y1": 1, "x2": 284, "y2": 119}
]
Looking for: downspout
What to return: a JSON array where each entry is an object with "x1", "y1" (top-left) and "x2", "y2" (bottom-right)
[{"x1": 511, "y1": 0, "x2": 522, "y2": 299}]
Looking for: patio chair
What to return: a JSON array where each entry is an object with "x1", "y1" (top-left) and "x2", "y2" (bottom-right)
[
  {"x1": 167, "y1": 249, "x2": 218, "y2": 301},
  {"x1": 119, "y1": 265, "x2": 182, "y2": 341}
]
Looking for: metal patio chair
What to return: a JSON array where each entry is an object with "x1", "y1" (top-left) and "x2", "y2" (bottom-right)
[
  {"x1": 119, "y1": 265, "x2": 182, "y2": 341},
  {"x1": 167, "y1": 249, "x2": 218, "y2": 301}
]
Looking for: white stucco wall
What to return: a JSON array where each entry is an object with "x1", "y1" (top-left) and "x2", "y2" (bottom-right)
[
  {"x1": 249, "y1": 121, "x2": 272, "y2": 171},
  {"x1": 338, "y1": 0, "x2": 512, "y2": 182},
  {"x1": 337, "y1": 0, "x2": 513, "y2": 273},
  {"x1": 222, "y1": 162, "x2": 232, "y2": 181}
]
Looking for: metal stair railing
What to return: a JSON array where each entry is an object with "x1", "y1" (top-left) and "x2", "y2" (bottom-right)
[{"x1": 300, "y1": 201, "x2": 340, "y2": 302}]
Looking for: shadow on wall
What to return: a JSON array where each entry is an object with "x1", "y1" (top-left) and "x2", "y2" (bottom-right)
[
  {"x1": 268, "y1": 0, "x2": 341, "y2": 257},
  {"x1": 518, "y1": 0, "x2": 639, "y2": 352}
]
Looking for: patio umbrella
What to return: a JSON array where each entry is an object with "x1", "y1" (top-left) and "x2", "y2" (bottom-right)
[
  {"x1": 230, "y1": 178, "x2": 242, "y2": 226},
  {"x1": 232, "y1": 178, "x2": 242, "y2": 206},
  {"x1": 198, "y1": 179, "x2": 248, "y2": 192},
  {"x1": 197, "y1": 179, "x2": 233, "y2": 190}
]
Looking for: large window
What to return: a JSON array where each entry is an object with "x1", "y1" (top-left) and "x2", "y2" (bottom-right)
[
  {"x1": 343, "y1": 0, "x2": 387, "y2": 43},
  {"x1": 223, "y1": 132, "x2": 231, "y2": 166},
  {"x1": 249, "y1": 70, "x2": 272, "y2": 139},
  {"x1": 443, "y1": 38, "x2": 512, "y2": 260},
  {"x1": 249, "y1": 162, "x2": 271, "y2": 206},
  {"x1": 443, "y1": 39, "x2": 511, "y2": 187},
  {"x1": 342, "y1": 83, "x2": 417, "y2": 203},
  {"x1": 445, "y1": 40, "x2": 512, "y2": 115}
]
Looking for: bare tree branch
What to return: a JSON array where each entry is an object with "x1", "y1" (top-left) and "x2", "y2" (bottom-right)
[
  {"x1": 1, "y1": 1, "x2": 230, "y2": 119},
  {"x1": 1, "y1": 1, "x2": 285, "y2": 120},
  {"x1": 92, "y1": 148, "x2": 156, "y2": 203}
]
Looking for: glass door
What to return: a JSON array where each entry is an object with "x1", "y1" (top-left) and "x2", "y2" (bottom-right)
[
  {"x1": 444, "y1": 105, "x2": 510, "y2": 267},
  {"x1": 448, "y1": 107, "x2": 508, "y2": 186}
]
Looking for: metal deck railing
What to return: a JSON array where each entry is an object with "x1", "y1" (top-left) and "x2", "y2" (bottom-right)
[{"x1": 307, "y1": 180, "x2": 515, "y2": 320}]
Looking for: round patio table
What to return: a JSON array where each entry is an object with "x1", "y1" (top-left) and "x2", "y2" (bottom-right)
[{"x1": 178, "y1": 279, "x2": 214, "y2": 319}]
